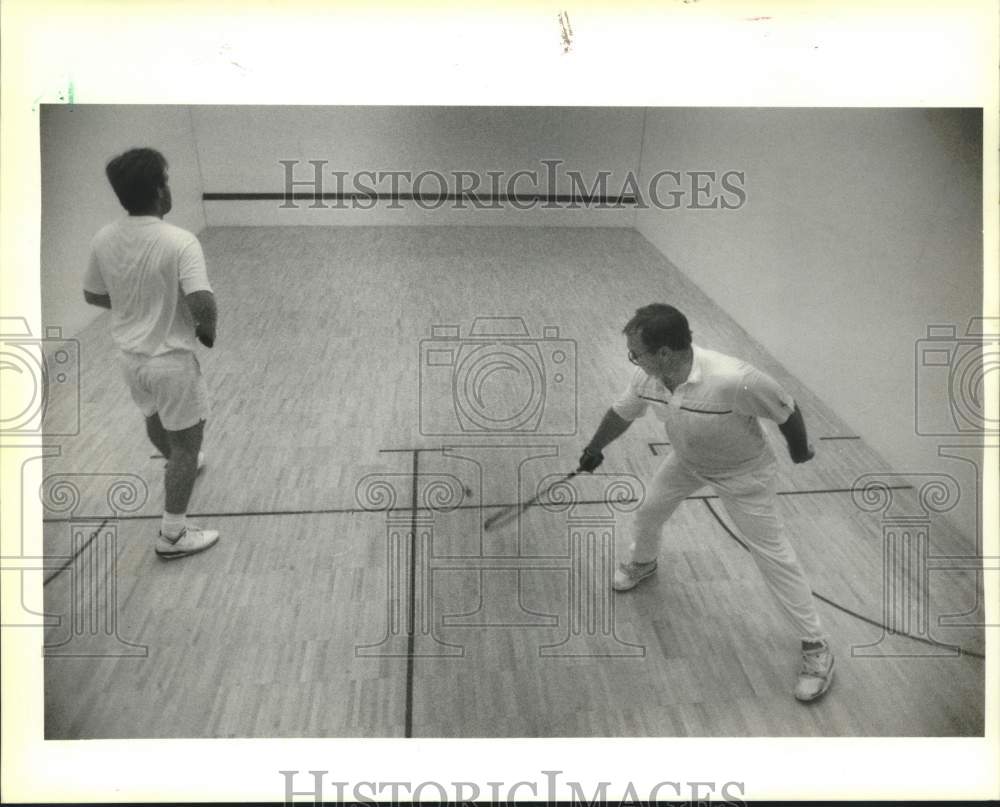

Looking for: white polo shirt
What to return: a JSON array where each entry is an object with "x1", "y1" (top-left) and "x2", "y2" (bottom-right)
[
  {"x1": 84, "y1": 216, "x2": 212, "y2": 357},
  {"x1": 613, "y1": 344, "x2": 796, "y2": 475}
]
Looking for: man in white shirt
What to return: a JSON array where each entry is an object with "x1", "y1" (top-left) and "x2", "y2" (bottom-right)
[
  {"x1": 84, "y1": 148, "x2": 219, "y2": 560},
  {"x1": 579, "y1": 303, "x2": 834, "y2": 702}
]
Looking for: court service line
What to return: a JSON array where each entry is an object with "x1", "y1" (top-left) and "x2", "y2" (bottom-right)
[
  {"x1": 39, "y1": 483, "x2": 915, "y2": 525},
  {"x1": 700, "y1": 499, "x2": 986, "y2": 661}
]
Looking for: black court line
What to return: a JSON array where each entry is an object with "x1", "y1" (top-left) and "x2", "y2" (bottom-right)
[
  {"x1": 203, "y1": 192, "x2": 638, "y2": 207},
  {"x1": 772, "y1": 485, "x2": 911, "y2": 498},
  {"x1": 399, "y1": 436, "x2": 861, "y2": 460},
  {"x1": 39, "y1": 484, "x2": 917, "y2": 525},
  {"x1": 379, "y1": 447, "x2": 446, "y2": 454},
  {"x1": 404, "y1": 450, "x2": 419, "y2": 739},
  {"x1": 649, "y1": 437, "x2": 860, "y2": 454},
  {"x1": 42, "y1": 519, "x2": 108, "y2": 586},
  {"x1": 701, "y1": 499, "x2": 986, "y2": 661},
  {"x1": 43, "y1": 505, "x2": 378, "y2": 523},
  {"x1": 161, "y1": 446, "x2": 457, "y2": 457}
]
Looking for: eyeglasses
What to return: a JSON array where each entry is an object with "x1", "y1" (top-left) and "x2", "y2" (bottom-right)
[{"x1": 628, "y1": 348, "x2": 653, "y2": 365}]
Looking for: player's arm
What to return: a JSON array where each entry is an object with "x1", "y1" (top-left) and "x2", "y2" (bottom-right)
[
  {"x1": 83, "y1": 290, "x2": 111, "y2": 309},
  {"x1": 84, "y1": 243, "x2": 110, "y2": 308},
  {"x1": 579, "y1": 408, "x2": 633, "y2": 471},
  {"x1": 587, "y1": 407, "x2": 633, "y2": 453},
  {"x1": 179, "y1": 237, "x2": 217, "y2": 348},
  {"x1": 738, "y1": 366, "x2": 814, "y2": 465},
  {"x1": 185, "y1": 290, "x2": 218, "y2": 348},
  {"x1": 778, "y1": 402, "x2": 815, "y2": 464}
]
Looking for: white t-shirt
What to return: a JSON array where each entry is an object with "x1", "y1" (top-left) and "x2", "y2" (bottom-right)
[
  {"x1": 84, "y1": 216, "x2": 212, "y2": 357},
  {"x1": 613, "y1": 344, "x2": 796, "y2": 475}
]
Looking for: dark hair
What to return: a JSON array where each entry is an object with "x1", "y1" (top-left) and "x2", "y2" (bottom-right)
[
  {"x1": 623, "y1": 304, "x2": 692, "y2": 351},
  {"x1": 105, "y1": 148, "x2": 168, "y2": 214}
]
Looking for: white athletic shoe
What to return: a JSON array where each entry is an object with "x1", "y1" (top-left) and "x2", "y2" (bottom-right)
[
  {"x1": 612, "y1": 560, "x2": 658, "y2": 591},
  {"x1": 794, "y1": 641, "x2": 835, "y2": 702},
  {"x1": 156, "y1": 523, "x2": 220, "y2": 560}
]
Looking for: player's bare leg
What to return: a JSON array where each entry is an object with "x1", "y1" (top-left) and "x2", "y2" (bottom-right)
[
  {"x1": 145, "y1": 412, "x2": 172, "y2": 459},
  {"x1": 157, "y1": 419, "x2": 219, "y2": 559}
]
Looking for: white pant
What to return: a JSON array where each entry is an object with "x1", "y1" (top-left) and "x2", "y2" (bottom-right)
[{"x1": 631, "y1": 452, "x2": 825, "y2": 642}]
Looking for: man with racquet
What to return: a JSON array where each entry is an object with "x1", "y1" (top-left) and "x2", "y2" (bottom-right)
[{"x1": 578, "y1": 303, "x2": 834, "y2": 702}]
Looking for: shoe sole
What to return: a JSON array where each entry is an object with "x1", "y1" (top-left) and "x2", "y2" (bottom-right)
[
  {"x1": 156, "y1": 535, "x2": 220, "y2": 560},
  {"x1": 795, "y1": 658, "x2": 835, "y2": 702},
  {"x1": 612, "y1": 567, "x2": 657, "y2": 592}
]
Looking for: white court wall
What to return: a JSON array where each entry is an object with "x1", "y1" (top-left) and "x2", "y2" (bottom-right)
[
  {"x1": 635, "y1": 108, "x2": 984, "y2": 544},
  {"x1": 40, "y1": 106, "x2": 206, "y2": 337},
  {"x1": 193, "y1": 106, "x2": 642, "y2": 226}
]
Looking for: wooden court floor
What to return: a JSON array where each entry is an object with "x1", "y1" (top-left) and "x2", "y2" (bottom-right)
[{"x1": 40, "y1": 226, "x2": 985, "y2": 737}]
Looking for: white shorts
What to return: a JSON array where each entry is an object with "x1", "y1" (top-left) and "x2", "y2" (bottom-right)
[{"x1": 119, "y1": 350, "x2": 210, "y2": 431}]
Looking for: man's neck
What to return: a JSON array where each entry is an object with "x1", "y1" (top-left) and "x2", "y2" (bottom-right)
[
  {"x1": 659, "y1": 349, "x2": 694, "y2": 392},
  {"x1": 130, "y1": 200, "x2": 164, "y2": 218}
]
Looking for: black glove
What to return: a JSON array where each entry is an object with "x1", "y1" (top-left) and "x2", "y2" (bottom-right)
[
  {"x1": 578, "y1": 446, "x2": 604, "y2": 473},
  {"x1": 195, "y1": 325, "x2": 215, "y2": 348}
]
